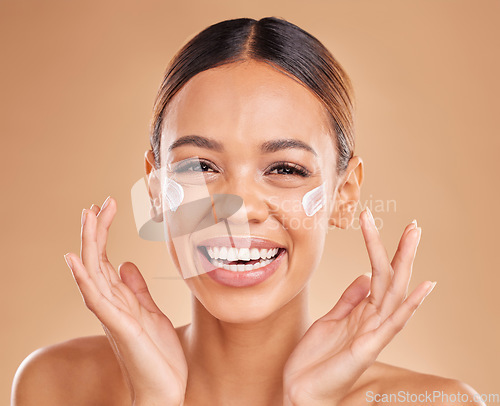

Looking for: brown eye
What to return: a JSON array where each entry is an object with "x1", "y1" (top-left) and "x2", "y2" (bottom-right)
[
  {"x1": 173, "y1": 159, "x2": 218, "y2": 173},
  {"x1": 267, "y1": 162, "x2": 311, "y2": 177}
]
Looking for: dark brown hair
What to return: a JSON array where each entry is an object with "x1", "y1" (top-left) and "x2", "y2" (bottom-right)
[{"x1": 150, "y1": 16, "x2": 355, "y2": 174}]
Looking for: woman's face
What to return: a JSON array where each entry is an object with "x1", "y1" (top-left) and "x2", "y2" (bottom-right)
[{"x1": 159, "y1": 59, "x2": 340, "y2": 323}]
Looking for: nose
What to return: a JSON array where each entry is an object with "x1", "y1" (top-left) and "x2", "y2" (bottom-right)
[{"x1": 215, "y1": 174, "x2": 274, "y2": 225}]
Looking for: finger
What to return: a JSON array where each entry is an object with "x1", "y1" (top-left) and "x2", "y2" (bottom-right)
[
  {"x1": 379, "y1": 226, "x2": 422, "y2": 319},
  {"x1": 360, "y1": 208, "x2": 392, "y2": 306},
  {"x1": 90, "y1": 204, "x2": 100, "y2": 215},
  {"x1": 94, "y1": 197, "x2": 121, "y2": 285},
  {"x1": 91, "y1": 201, "x2": 112, "y2": 280},
  {"x1": 65, "y1": 253, "x2": 142, "y2": 336},
  {"x1": 66, "y1": 250, "x2": 135, "y2": 315},
  {"x1": 95, "y1": 196, "x2": 114, "y2": 262},
  {"x1": 119, "y1": 262, "x2": 162, "y2": 314},
  {"x1": 322, "y1": 274, "x2": 371, "y2": 321},
  {"x1": 352, "y1": 280, "x2": 436, "y2": 365},
  {"x1": 390, "y1": 220, "x2": 418, "y2": 272},
  {"x1": 80, "y1": 209, "x2": 113, "y2": 297},
  {"x1": 85, "y1": 201, "x2": 135, "y2": 307}
]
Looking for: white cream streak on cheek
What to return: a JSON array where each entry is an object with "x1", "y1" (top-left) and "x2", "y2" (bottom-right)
[
  {"x1": 302, "y1": 181, "x2": 327, "y2": 216},
  {"x1": 162, "y1": 177, "x2": 184, "y2": 212}
]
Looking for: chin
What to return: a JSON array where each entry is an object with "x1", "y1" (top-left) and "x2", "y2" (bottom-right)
[
  {"x1": 205, "y1": 298, "x2": 286, "y2": 325},
  {"x1": 189, "y1": 276, "x2": 310, "y2": 327}
]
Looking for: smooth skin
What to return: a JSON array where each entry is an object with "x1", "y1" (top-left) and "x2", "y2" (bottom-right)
[{"x1": 12, "y1": 61, "x2": 483, "y2": 406}]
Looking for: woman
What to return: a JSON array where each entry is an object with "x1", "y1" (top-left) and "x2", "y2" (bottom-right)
[{"x1": 12, "y1": 17, "x2": 483, "y2": 406}]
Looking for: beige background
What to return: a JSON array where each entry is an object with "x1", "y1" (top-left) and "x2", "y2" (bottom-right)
[{"x1": 1, "y1": 0, "x2": 499, "y2": 404}]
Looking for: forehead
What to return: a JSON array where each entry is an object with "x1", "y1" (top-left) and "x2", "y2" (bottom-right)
[{"x1": 161, "y1": 60, "x2": 333, "y2": 153}]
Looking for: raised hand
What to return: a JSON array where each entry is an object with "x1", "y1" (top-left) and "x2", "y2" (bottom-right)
[
  {"x1": 282, "y1": 208, "x2": 435, "y2": 406},
  {"x1": 63, "y1": 197, "x2": 188, "y2": 406}
]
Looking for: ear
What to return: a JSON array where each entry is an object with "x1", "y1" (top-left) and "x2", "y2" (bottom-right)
[
  {"x1": 328, "y1": 156, "x2": 364, "y2": 230},
  {"x1": 144, "y1": 149, "x2": 163, "y2": 222}
]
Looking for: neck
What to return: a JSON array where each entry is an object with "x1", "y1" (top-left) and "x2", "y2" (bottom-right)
[{"x1": 182, "y1": 285, "x2": 312, "y2": 405}]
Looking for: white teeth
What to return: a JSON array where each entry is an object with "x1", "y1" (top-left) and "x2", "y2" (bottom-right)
[
  {"x1": 227, "y1": 247, "x2": 238, "y2": 261},
  {"x1": 250, "y1": 248, "x2": 261, "y2": 260},
  {"x1": 209, "y1": 255, "x2": 277, "y2": 272},
  {"x1": 238, "y1": 248, "x2": 250, "y2": 261},
  {"x1": 204, "y1": 246, "x2": 281, "y2": 261}
]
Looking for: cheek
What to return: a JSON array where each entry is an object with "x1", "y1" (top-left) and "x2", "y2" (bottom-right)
[
  {"x1": 270, "y1": 189, "x2": 329, "y2": 276},
  {"x1": 269, "y1": 185, "x2": 329, "y2": 237},
  {"x1": 287, "y1": 216, "x2": 327, "y2": 271}
]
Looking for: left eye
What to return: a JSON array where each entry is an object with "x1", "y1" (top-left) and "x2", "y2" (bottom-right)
[{"x1": 267, "y1": 162, "x2": 311, "y2": 177}]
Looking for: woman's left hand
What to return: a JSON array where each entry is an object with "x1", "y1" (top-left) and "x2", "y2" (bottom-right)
[{"x1": 282, "y1": 208, "x2": 436, "y2": 406}]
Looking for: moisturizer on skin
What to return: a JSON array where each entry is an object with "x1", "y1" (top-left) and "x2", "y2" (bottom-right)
[
  {"x1": 163, "y1": 178, "x2": 184, "y2": 212},
  {"x1": 302, "y1": 181, "x2": 326, "y2": 216}
]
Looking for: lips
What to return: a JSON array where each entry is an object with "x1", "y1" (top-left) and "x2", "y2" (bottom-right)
[{"x1": 195, "y1": 236, "x2": 288, "y2": 287}]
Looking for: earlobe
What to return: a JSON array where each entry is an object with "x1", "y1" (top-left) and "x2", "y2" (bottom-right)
[{"x1": 328, "y1": 156, "x2": 364, "y2": 230}]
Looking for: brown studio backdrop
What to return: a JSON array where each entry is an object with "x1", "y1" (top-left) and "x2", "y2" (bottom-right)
[{"x1": 1, "y1": 0, "x2": 499, "y2": 404}]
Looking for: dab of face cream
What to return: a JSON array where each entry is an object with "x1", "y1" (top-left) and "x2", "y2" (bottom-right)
[
  {"x1": 163, "y1": 178, "x2": 184, "y2": 212},
  {"x1": 302, "y1": 181, "x2": 326, "y2": 216}
]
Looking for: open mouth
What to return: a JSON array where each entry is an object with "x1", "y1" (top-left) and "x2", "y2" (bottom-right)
[{"x1": 197, "y1": 245, "x2": 286, "y2": 272}]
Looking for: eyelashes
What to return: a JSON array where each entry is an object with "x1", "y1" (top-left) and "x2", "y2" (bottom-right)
[
  {"x1": 266, "y1": 161, "x2": 311, "y2": 177},
  {"x1": 172, "y1": 158, "x2": 311, "y2": 178}
]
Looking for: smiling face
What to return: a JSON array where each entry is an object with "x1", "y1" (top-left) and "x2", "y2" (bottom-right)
[{"x1": 152, "y1": 59, "x2": 343, "y2": 323}]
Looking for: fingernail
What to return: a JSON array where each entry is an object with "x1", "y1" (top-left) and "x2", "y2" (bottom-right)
[
  {"x1": 411, "y1": 219, "x2": 417, "y2": 228},
  {"x1": 64, "y1": 253, "x2": 73, "y2": 269},
  {"x1": 90, "y1": 204, "x2": 97, "y2": 211},
  {"x1": 101, "y1": 196, "x2": 111, "y2": 211},
  {"x1": 418, "y1": 281, "x2": 436, "y2": 306},
  {"x1": 363, "y1": 271, "x2": 372, "y2": 278},
  {"x1": 426, "y1": 281, "x2": 437, "y2": 296},
  {"x1": 415, "y1": 226, "x2": 422, "y2": 243},
  {"x1": 81, "y1": 209, "x2": 87, "y2": 226},
  {"x1": 366, "y1": 207, "x2": 375, "y2": 225}
]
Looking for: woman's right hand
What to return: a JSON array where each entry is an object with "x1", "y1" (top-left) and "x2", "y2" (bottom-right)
[{"x1": 63, "y1": 197, "x2": 188, "y2": 406}]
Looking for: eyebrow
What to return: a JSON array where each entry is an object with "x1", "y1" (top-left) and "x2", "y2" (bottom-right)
[{"x1": 168, "y1": 135, "x2": 317, "y2": 156}]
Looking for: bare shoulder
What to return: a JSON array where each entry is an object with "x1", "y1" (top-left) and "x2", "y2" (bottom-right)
[
  {"x1": 11, "y1": 335, "x2": 130, "y2": 406},
  {"x1": 342, "y1": 361, "x2": 485, "y2": 406}
]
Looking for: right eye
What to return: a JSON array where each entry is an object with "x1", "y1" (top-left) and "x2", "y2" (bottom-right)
[
  {"x1": 168, "y1": 158, "x2": 221, "y2": 186},
  {"x1": 172, "y1": 158, "x2": 219, "y2": 173}
]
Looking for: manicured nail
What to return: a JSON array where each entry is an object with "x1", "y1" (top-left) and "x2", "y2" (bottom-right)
[
  {"x1": 426, "y1": 281, "x2": 437, "y2": 296},
  {"x1": 366, "y1": 207, "x2": 375, "y2": 225},
  {"x1": 415, "y1": 226, "x2": 422, "y2": 242},
  {"x1": 64, "y1": 254, "x2": 73, "y2": 269},
  {"x1": 101, "y1": 196, "x2": 111, "y2": 211},
  {"x1": 417, "y1": 281, "x2": 436, "y2": 306},
  {"x1": 411, "y1": 219, "x2": 417, "y2": 228},
  {"x1": 81, "y1": 209, "x2": 87, "y2": 226},
  {"x1": 363, "y1": 271, "x2": 372, "y2": 278}
]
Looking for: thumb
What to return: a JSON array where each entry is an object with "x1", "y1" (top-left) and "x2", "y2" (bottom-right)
[{"x1": 118, "y1": 262, "x2": 162, "y2": 314}]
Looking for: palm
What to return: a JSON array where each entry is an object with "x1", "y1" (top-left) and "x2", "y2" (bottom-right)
[
  {"x1": 100, "y1": 259, "x2": 187, "y2": 401},
  {"x1": 283, "y1": 209, "x2": 435, "y2": 406},
  {"x1": 64, "y1": 198, "x2": 187, "y2": 405}
]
